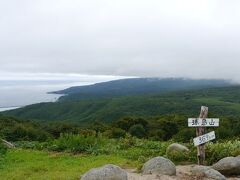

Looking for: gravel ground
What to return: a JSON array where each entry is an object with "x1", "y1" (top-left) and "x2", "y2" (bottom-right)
[{"x1": 127, "y1": 165, "x2": 240, "y2": 180}]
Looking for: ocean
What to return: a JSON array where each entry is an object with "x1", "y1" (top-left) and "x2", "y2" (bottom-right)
[{"x1": 0, "y1": 80, "x2": 92, "y2": 112}]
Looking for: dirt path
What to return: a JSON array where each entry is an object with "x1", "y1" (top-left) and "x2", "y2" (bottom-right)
[{"x1": 127, "y1": 165, "x2": 240, "y2": 180}]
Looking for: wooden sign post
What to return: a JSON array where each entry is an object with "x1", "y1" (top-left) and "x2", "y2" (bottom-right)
[
  {"x1": 188, "y1": 106, "x2": 219, "y2": 165},
  {"x1": 197, "y1": 106, "x2": 208, "y2": 165}
]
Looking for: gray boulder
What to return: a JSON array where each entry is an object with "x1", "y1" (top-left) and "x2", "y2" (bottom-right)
[
  {"x1": 212, "y1": 157, "x2": 240, "y2": 176},
  {"x1": 80, "y1": 164, "x2": 127, "y2": 180},
  {"x1": 142, "y1": 157, "x2": 176, "y2": 176},
  {"x1": 166, "y1": 143, "x2": 189, "y2": 154},
  {"x1": 192, "y1": 166, "x2": 226, "y2": 180}
]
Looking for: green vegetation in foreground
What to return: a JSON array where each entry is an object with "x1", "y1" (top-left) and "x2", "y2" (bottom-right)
[
  {"x1": 1, "y1": 138, "x2": 240, "y2": 180},
  {"x1": 1, "y1": 80, "x2": 240, "y2": 180},
  {"x1": 0, "y1": 149, "x2": 137, "y2": 180},
  {"x1": 1, "y1": 114, "x2": 240, "y2": 144},
  {"x1": 0, "y1": 142, "x2": 7, "y2": 167}
]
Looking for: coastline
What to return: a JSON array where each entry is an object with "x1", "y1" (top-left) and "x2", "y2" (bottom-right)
[
  {"x1": 0, "y1": 106, "x2": 21, "y2": 112},
  {"x1": 0, "y1": 93, "x2": 64, "y2": 112}
]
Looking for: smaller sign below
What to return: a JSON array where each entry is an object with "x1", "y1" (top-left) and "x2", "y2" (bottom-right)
[
  {"x1": 193, "y1": 131, "x2": 216, "y2": 146},
  {"x1": 188, "y1": 118, "x2": 219, "y2": 127}
]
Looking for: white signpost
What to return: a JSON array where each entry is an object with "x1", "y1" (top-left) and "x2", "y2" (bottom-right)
[
  {"x1": 189, "y1": 106, "x2": 220, "y2": 165},
  {"x1": 188, "y1": 118, "x2": 219, "y2": 127},
  {"x1": 193, "y1": 131, "x2": 216, "y2": 146}
]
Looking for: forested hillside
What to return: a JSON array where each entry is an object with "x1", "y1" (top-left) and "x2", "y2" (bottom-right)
[
  {"x1": 2, "y1": 83, "x2": 240, "y2": 180},
  {"x1": 3, "y1": 85, "x2": 240, "y2": 125},
  {"x1": 53, "y1": 78, "x2": 231, "y2": 101}
]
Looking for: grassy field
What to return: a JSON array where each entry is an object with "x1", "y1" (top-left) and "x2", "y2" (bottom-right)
[
  {"x1": 1, "y1": 139, "x2": 240, "y2": 180},
  {"x1": 0, "y1": 149, "x2": 137, "y2": 180}
]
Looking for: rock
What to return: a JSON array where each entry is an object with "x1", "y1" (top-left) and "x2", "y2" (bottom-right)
[
  {"x1": 212, "y1": 157, "x2": 240, "y2": 176},
  {"x1": 80, "y1": 164, "x2": 128, "y2": 180},
  {"x1": 166, "y1": 143, "x2": 189, "y2": 155},
  {"x1": 1, "y1": 139, "x2": 15, "y2": 148},
  {"x1": 142, "y1": 157, "x2": 176, "y2": 176},
  {"x1": 192, "y1": 166, "x2": 226, "y2": 180}
]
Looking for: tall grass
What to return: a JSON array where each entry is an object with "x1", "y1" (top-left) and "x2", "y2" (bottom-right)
[
  {"x1": 0, "y1": 142, "x2": 7, "y2": 167},
  {"x1": 14, "y1": 134, "x2": 240, "y2": 165},
  {"x1": 206, "y1": 140, "x2": 240, "y2": 164}
]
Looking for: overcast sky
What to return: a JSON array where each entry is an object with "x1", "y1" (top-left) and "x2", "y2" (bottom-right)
[{"x1": 1, "y1": 0, "x2": 240, "y2": 81}]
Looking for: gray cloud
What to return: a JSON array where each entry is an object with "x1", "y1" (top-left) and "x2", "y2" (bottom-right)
[{"x1": 1, "y1": 0, "x2": 240, "y2": 81}]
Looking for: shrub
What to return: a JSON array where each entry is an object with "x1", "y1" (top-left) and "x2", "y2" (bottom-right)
[
  {"x1": 149, "y1": 130, "x2": 165, "y2": 141},
  {"x1": 118, "y1": 134, "x2": 139, "y2": 149},
  {"x1": 114, "y1": 117, "x2": 148, "y2": 131},
  {"x1": 129, "y1": 124, "x2": 146, "y2": 138},
  {"x1": 2, "y1": 124, "x2": 50, "y2": 142},
  {"x1": 0, "y1": 116, "x2": 51, "y2": 142},
  {"x1": 167, "y1": 151, "x2": 189, "y2": 163},
  {"x1": 173, "y1": 128, "x2": 195, "y2": 143},
  {"x1": 104, "y1": 128, "x2": 126, "y2": 139},
  {"x1": 157, "y1": 120, "x2": 178, "y2": 141}
]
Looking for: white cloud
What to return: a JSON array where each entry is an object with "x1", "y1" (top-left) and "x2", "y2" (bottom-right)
[
  {"x1": 0, "y1": 72, "x2": 127, "y2": 82},
  {"x1": 1, "y1": 0, "x2": 240, "y2": 80}
]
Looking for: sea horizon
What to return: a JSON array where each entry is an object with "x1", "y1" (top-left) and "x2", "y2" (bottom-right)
[
  {"x1": 0, "y1": 80, "x2": 90, "y2": 112},
  {"x1": 0, "y1": 76, "x2": 124, "y2": 112},
  {"x1": 0, "y1": 106, "x2": 22, "y2": 112}
]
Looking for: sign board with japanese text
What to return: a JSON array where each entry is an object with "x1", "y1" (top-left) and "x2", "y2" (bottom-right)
[
  {"x1": 193, "y1": 131, "x2": 216, "y2": 146},
  {"x1": 188, "y1": 118, "x2": 219, "y2": 127},
  {"x1": 188, "y1": 106, "x2": 220, "y2": 165}
]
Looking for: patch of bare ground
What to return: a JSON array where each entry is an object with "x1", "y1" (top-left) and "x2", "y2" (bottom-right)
[{"x1": 127, "y1": 165, "x2": 240, "y2": 180}]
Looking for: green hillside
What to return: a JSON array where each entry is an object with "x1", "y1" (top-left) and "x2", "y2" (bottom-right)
[
  {"x1": 53, "y1": 78, "x2": 231, "y2": 101},
  {"x1": 3, "y1": 86, "x2": 240, "y2": 125}
]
